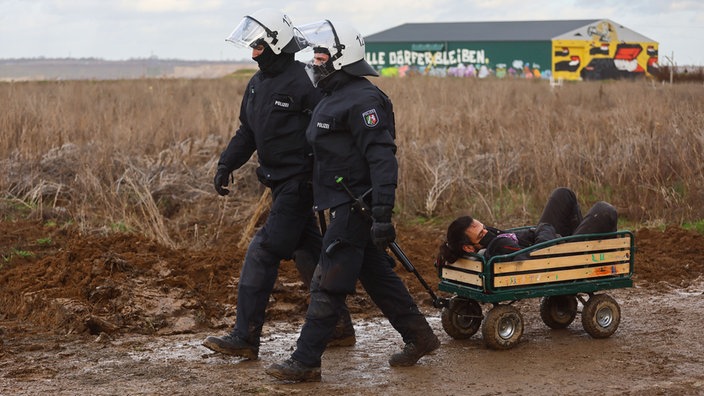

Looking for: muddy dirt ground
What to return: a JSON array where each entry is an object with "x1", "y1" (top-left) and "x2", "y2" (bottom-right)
[{"x1": 1, "y1": 219, "x2": 703, "y2": 395}]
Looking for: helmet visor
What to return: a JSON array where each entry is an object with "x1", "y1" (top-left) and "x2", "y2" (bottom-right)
[
  {"x1": 226, "y1": 16, "x2": 268, "y2": 48},
  {"x1": 296, "y1": 20, "x2": 340, "y2": 55},
  {"x1": 286, "y1": 28, "x2": 309, "y2": 53}
]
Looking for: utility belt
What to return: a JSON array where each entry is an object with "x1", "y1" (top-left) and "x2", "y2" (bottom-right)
[{"x1": 261, "y1": 172, "x2": 311, "y2": 190}]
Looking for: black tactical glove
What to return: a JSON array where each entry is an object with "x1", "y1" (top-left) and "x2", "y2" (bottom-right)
[
  {"x1": 213, "y1": 165, "x2": 232, "y2": 196},
  {"x1": 371, "y1": 205, "x2": 395, "y2": 251}
]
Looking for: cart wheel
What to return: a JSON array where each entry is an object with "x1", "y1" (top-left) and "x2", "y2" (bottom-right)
[
  {"x1": 539, "y1": 295, "x2": 578, "y2": 329},
  {"x1": 481, "y1": 305, "x2": 524, "y2": 350},
  {"x1": 581, "y1": 294, "x2": 621, "y2": 338},
  {"x1": 441, "y1": 297, "x2": 482, "y2": 339}
]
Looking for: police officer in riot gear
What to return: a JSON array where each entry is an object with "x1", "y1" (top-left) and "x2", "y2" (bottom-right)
[
  {"x1": 266, "y1": 20, "x2": 439, "y2": 382},
  {"x1": 203, "y1": 9, "x2": 355, "y2": 361}
]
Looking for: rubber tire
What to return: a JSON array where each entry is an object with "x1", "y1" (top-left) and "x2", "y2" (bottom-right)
[
  {"x1": 441, "y1": 297, "x2": 483, "y2": 339},
  {"x1": 539, "y1": 295, "x2": 578, "y2": 329},
  {"x1": 481, "y1": 305, "x2": 524, "y2": 350},
  {"x1": 581, "y1": 294, "x2": 621, "y2": 339}
]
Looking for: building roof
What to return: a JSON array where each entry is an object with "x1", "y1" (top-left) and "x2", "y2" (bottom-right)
[{"x1": 366, "y1": 19, "x2": 607, "y2": 42}]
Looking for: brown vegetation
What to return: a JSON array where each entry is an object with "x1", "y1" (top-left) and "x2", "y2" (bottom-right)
[
  {"x1": 1, "y1": 77, "x2": 703, "y2": 249},
  {"x1": 652, "y1": 65, "x2": 704, "y2": 84},
  {"x1": 387, "y1": 78, "x2": 704, "y2": 225}
]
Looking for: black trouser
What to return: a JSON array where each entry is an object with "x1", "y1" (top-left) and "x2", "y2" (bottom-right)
[
  {"x1": 231, "y1": 178, "x2": 350, "y2": 345},
  {"x1": 538, "y1": 187, "x2": 617, "y2": 236},
  {"x1": 291, "y1": 204, "x2": 432, "y2": 367}
]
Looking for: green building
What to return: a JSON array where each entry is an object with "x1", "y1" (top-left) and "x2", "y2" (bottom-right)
[{"x1": 364, "y1": 19, "x2": 658, "y2": 80}]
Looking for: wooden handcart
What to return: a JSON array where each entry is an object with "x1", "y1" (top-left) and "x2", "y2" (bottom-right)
[{"x1": 436, "y1": 229, "x2": 635, "y2": 349}]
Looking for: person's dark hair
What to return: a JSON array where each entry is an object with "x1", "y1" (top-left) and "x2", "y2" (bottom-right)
[
  {"x1": 313, "y1": 46, "x2": 331, "y2": 56},
  {"x1": 436, "y1": 215, "x2": 473, "y2": 265}
]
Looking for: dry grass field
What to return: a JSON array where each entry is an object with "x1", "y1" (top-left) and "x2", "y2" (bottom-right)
[{"x1": 2, "y1": 76, "x2": 703, "y2": 247}]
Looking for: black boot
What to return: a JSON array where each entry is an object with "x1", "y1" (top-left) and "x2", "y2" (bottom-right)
[
  {"x1": 266, "y1": 358, "x2": 321, "y2": 382},
  {"x1": 202, "y1": 333, "x2": 259, "y2": 360},
  {"x1": 388, "y1": 330, "x2": 440, "y2": 367},
  {"x1": 327, "y1": 312, "x2": 356, "y2": 347}
]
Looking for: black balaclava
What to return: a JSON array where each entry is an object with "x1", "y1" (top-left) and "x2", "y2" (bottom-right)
[
  {"x1": 254, "y1": 43, "x2": 294, "y2": 76},
  {"x1": 478, "y1": 226, "x2": 502, "y2": 247},
  {"x1": 315, "y1": 58, "x2": 338, "y2": 90}
]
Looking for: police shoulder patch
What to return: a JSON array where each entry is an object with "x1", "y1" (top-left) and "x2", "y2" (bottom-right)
[{"x1": 362, "y1": 109, "x2": 379, "y2": 128}]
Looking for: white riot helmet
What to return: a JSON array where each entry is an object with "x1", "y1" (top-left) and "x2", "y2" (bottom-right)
[
  {"x1": 296, "y1": 19, "x2": 378, "y2": 86},
  {"x1": 226, "y1": 8, "x2": 305, "y2": 54}
]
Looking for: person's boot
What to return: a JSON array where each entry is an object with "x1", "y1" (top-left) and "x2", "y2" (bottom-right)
[
  {"x1": 266, "y1": 358, "x2": 321, "y2": 382},
  {"x1": 202, "y1": 333, "x2": 259, "y2": 360},
  {"x1": 388, "y1": 330, "x2": 440, "y2": 367},
  {"x1": 327, "y1": 319, "x2": 356, "y2": 347}
]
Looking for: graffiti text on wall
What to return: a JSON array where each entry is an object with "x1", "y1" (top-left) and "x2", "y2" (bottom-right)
[{"x1": 365, "y1": 48, "x2": 488, "y2": 67}]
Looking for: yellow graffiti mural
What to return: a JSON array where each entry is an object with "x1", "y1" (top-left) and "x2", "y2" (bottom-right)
[{"x1": 552, "y1": 21, "x2": 658, "y2": 81}]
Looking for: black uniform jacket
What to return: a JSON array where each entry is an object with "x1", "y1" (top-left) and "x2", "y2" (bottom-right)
[
  {"x1": 218, "y1": 60, "x2": 322, "y2": 186},
  {"x1": 306, "y1": 72, "x2": 397, "y2": 211}
]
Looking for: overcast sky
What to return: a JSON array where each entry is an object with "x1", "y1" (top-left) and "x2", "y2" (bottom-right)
[{"x1": 1, "y1": 0, "x2": 702, "y2": 65}]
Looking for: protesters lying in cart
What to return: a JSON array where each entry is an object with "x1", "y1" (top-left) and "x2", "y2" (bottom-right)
[{"x1": 437, "y1": 187, "x2": 617, "y2": 264}]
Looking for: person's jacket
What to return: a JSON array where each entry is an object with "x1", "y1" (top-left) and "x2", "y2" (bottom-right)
[
  {"x1": 306, "y1": 72, "x2": 397, "y2": 211},
  {"x1": 485, "y1": 223, "x2": 559, "y2": 261},
  {"x1": 218, "y1": 60, "x2": 322, "y2": 186}
]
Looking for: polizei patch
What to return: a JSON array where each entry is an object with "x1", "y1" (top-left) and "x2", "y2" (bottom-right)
[{"x1": 362, "y1": 109, "x2": 379, "y2": 127}]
